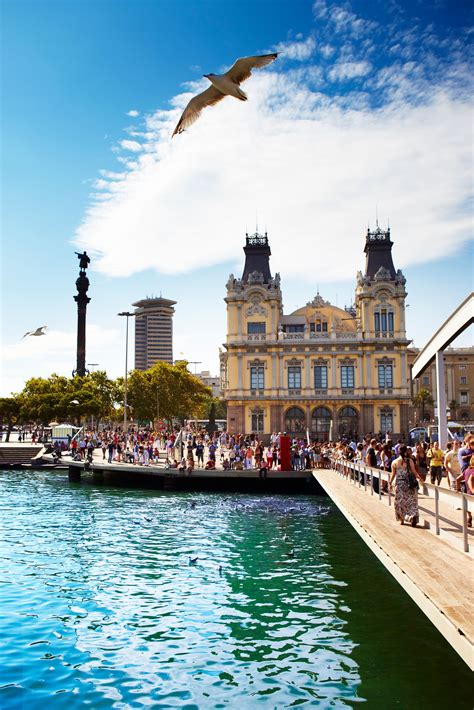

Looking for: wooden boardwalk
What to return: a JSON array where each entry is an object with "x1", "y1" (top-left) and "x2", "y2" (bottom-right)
[{"x1": 314, "y1": 468, "x2": 473, "y2": 670}]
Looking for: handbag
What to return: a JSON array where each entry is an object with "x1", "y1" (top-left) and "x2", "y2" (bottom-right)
[{"x1": 407, "y1": 460, "x2": 419, "y2": 490}]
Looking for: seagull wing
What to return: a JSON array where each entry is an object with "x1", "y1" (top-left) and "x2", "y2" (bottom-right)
[
  {"x1": 23, "y1": 331, "x2": 32, "y2": 338},
  {"x1": 225, "y1": 53, "x2": 278, "y2": 85},
  {"x1": 172, "y1": 85, "x2": 225, "y2": 137}
]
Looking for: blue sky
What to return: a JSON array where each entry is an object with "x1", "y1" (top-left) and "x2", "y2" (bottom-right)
[{"x1": 1, "y1": 0, "x2": 473, "y2": 395}]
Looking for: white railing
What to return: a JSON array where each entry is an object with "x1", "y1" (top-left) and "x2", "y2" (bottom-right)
[{"x1": 330, "y1": 458, "x2": 473, "y2": 553}]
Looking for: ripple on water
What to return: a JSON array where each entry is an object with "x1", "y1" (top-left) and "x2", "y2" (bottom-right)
[{"x1": 3, "y1": 469, "x2": 471, "y2": 709}]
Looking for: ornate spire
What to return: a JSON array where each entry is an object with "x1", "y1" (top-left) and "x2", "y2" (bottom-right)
[
  {"x1": 242, "y1": 231, "x2": 272, "y2": 284},
  {"x1": 364, "y1": 225, "x2": 396, "y2": 280}
]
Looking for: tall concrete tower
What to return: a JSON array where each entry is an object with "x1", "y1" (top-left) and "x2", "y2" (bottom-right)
[{"x1": 133, "y1": 297, "x2": 177, "y2": 370}]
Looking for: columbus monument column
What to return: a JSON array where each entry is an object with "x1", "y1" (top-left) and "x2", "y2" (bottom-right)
[{"x1": 73, "y1": 251, "x2": 91, "y2": 377}]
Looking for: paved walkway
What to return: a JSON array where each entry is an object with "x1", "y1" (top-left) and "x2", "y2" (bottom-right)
[{"x1": 314, "y1": 468, "x2": 473, "y2": 670}]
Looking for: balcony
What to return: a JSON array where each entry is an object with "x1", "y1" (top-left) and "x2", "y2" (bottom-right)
[
  {"x1": 250, "y1": 389, "x2": 265, "y2": 396},
  {"x1": 247, "y1": 333, "x2": 267, "y2": 341}
]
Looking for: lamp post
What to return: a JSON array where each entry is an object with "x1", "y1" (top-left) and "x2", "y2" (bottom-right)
[
  {"x1": 87, "y1": 362, "x2": 99, "y2": 373},
  {"x1": 118, "y1": 311, "x2": 135, "y2": 434}
]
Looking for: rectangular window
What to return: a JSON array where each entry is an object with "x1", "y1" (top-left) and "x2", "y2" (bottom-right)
[
  {"x1": 247, "y1": 322, "x2": 266, "y2": 334},
  {"x1": 460, "y1": 392, "x2": 468, "y2": 404},
  {"x1": 288, "y1": 366, "x2": 302, "y2": 389},
  {"x1": 380, "y1": 411, "x2": 393, "y2": 434},
  {"x1": 381, "y1": 310, "x2": 387, "y2": 332},
  {"x1": 378, "y1": 364, "x2": 393, "y2": 389},
  {"x1": 251, "y1": 413, "x2": 264, "y2": 433},
  {"x1": 250, "y1": 366, "x2": 264, "y2": 390},
  {"x1": 341, "y1": 365, "x2": 354, "y2": 388},
  {"x1": 314, "y1": 365, "x2": 328, "y2": 389},
  {"x1": 286, "y1": 324, "x2": 305, "y2": 333},
  {"x1": 422, "y1": 376, "x2": 429, "y2": 386},
  {"x1": 374, "y1": 313, "x2": 380, "y2": 332},
  {"x1": 388, "y1": 312, "x2": 394, "y2": 332},
  {"x1": 460, "y1": 376, "x2": 467, "y2": 385}
]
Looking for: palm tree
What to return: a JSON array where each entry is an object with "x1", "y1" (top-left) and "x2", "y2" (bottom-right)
[
  {"x1": 412, "y1": 388, "x2": 434, "y2": 422},
  {"x1": 448, "y1": 399, "x2": 458, "y2": 420}
]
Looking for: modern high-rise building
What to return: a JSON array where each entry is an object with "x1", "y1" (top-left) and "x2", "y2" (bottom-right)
[{"x1": 133, "y1": 297, "x2": 176, "y2": 370}]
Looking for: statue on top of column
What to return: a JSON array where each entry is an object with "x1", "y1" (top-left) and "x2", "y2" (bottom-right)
[{"x1": 75, "y1": 251, "x2": 90, "y2": 272}]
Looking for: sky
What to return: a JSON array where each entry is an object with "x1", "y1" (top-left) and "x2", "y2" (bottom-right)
[{"x1": 1, "y1": 0, "x2": 473, "y2": 396}]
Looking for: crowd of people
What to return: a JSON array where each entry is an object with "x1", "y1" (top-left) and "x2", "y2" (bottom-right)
[
  {"x1": 49, "y1": 424, "x2": 474, "y2": 527},
  {"x1": 331, "y1": 433, "x2": 474, "y2": 527}
]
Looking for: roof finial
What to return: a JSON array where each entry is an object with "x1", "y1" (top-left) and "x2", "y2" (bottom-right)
[
  {"x1": 375, "y1": 204, "x2": 379, "y2": 228},
  {"x1": 256, "y1": 208, "x2": 258, "y2": 234}
]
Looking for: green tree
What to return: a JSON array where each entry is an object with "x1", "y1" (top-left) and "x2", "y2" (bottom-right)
[
  {"x1": 412, "y1": 388, "x2": 434, "y2": 422},
  {"x1": 0, "y1": 396, "x2": 24, "y2": 442},
  {"x1": 127, "y1": 361, "x2": 211, "y2": 424},
  {"x1": 20, "y1": 372, "x2": 120, "y2": 426}
]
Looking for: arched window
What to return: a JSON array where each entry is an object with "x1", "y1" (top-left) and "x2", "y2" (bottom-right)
[
  {"x1": 311, "y1": 407, "x2": 331, "y2": 436},
  {"x1": 285, "y1": 407, "x2": 306, "y2": 434},
  {"x1": 461, "y1": 411, "x2": 469, "y2": 420},
  {"x1": 338, "y1": 406, "x2": 359, "y2": 438}
]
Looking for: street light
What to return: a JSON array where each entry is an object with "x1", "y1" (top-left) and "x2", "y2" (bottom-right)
[
  {"x1": 87, "y1": 362, "x2": 99, "y2": 372},
  {"x1": 118, "y1": 311, "x2": 135, "y2": 433}
]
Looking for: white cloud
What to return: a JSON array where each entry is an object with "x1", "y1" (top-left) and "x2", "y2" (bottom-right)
[
  {"x1": 120, "y1": 139, "x2": 143, "y2": 152},
  {"x1": 74, "y1": 60, "x2": 472, "y2": 285},
  {"x1": 127, "y1": 109, "x2": 140, "y2": 117},
  {"x1": 328, "y1": 60, "x2": 372, "y2": 81},
  {"x1": 275, "y1": 36, "x2": 316, "y2": 61}
]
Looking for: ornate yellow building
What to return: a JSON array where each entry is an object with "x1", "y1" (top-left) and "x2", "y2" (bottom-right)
[{"x1": 220, "y1": 228, "x2": 411, "y2": 440}]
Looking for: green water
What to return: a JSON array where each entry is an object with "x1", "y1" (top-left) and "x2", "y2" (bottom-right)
[{"x1": 0, "y1": 470, "x2": 471, "y2": 709}]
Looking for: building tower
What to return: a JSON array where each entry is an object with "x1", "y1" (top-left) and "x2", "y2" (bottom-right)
[
  {"x1": 355, "y1": 224, "x2": 410, "y2": 433},
  {"x1": 133, "y1": 297, "x2": 177, "y2": 370},
  {"x1": 222, "y1": 231, "x2": 283, "y2": 433}
]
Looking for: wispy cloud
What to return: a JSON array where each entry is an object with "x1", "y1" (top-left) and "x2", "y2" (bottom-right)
[
  {"x1": 119, "y1": 139, "x2": 143, "y2": 152},
  {"x1": 275, "y1": 36, "x2": 316, "y2": 61},
  {"x1": 127, "y1": 109, "x2": 140, "y2": 117},
  {"x1": 328, "y1": 60, "x2": 371, "y2": 81}
]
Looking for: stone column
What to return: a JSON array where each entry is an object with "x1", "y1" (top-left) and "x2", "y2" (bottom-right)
[
  {"x1": 331, "y1": 355, "x2": 337, "y2": 388},
  {"x1": 366, "y1": 353, "x2": 371, "y2": 389},
  {"x1": 237, "y1": 304, "x2": 242, "y2": 338},
  {"x1": 305, "y1": 355, "x2": 311, "y2": 390},
  {"x1": 237, "y1": 354, "x2": 243, "y2": 392},
  {"x1": 400, "y1": 352, "x2": 407, "y2": 392},
  {"x1": 272, "y1": 353, "x2": 277, "y2": 390}
]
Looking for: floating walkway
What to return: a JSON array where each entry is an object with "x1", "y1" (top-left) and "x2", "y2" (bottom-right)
[{"x1": 314, "y1": 464, "x2": 473, "y2": 670}]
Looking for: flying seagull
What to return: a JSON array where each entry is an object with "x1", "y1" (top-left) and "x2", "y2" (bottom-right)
[
  {"x1": 23, "y1": 326, "x2": 47, "y2": 338},
  {"x1": 172, "y1": 53, "x2": 278, "y2": 137}
]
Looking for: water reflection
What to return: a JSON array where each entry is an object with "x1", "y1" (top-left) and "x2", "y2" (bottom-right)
[{"x1": 0, "y1": 471, "x2": 471, "y2": 709}]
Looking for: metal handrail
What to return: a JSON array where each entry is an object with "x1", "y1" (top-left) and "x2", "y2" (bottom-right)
[{"x1": 330, "y1": 457, "x2": 472, "y2": 552}]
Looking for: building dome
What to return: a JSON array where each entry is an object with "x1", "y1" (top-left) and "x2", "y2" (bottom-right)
[{"x1": 290, "y1": 294, "x2": 357, "y2": 333}]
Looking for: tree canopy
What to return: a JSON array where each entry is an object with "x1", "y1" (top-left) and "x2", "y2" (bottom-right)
[
  {"x1": 2, "y1": 363, "x2": 217, "y2": 428},
  {"x1": 127, "y1": 361, "x2": 212, "y2": 423}
]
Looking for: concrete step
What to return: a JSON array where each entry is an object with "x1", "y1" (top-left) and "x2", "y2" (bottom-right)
[{"x1": 0, "y1": 446, "x2": 43, "y2": 465}]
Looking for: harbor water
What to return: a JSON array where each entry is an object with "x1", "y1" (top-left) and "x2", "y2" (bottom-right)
[{"x1": 0, "y1": 470, "x2": 471, "y2": 708}]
